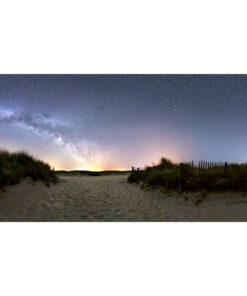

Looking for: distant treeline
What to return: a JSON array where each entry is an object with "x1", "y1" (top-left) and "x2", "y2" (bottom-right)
[
  {"x1": 56, "y1": 170, "x2": 131, "y2": 176},
  {"x1": 128, "y1": 158, "x2": 247, "y2": 192},
  {"x1": 0, "y1": 150, "x2": 57, "y2": 191}
]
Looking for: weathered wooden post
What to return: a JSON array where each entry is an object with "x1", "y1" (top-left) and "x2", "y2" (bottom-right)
[
  {"x1": 224, "y1": 162, "x2": 228, "y2": 176},
  {"x1": 178, "y1": 163, "x2": 182, "y2": 193},
  {"x1": 136, "y1": 167, "x2": 140, "y2": 178}
]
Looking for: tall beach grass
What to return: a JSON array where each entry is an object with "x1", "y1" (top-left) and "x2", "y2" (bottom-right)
[
  {"x1": 0, "y1": 150, "x2": 57, "y2": 190},
  {"x1": 128, "y1": 157, "x2": 247, "y2": 192}
]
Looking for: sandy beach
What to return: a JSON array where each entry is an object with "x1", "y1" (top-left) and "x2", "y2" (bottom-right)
[{"x1": 0, "y1": 175, "x2": 247, "y2": 221}]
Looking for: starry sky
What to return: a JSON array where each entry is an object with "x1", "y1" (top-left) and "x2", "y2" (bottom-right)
[{"x1": 0, "y1": 74, "x2": 247, "y2": 170}]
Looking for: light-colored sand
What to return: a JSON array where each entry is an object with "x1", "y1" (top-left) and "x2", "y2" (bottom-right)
[{"x1": 1, "y1": 175, "x2": 247, "y2": 221}]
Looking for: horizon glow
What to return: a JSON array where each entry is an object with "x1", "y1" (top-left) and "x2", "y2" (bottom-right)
[{"x1": 1, "y1": 75, "x2": 247, "y2": 170}]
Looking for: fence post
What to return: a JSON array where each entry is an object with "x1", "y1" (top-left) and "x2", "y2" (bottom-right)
[
  {"x1": 224, "y1": 162, "x2": 228, "y2": 176},
  {"x1": 178, "y1": 163, "x2": 182, "y2": 193}
]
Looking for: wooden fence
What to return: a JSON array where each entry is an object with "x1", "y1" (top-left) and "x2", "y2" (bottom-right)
[
  {"x1": 131, "y1": 161, "x2": 244, "y2": 193},
  {"x1": 180, "y1": 161, "x2": 231, "y2": 178},
  {"x1": 131, "y1": 162, "x2": 235, "y2": 177},
  {"x1": 178, "y1": 161, "x2": 235, "y2": 193}
]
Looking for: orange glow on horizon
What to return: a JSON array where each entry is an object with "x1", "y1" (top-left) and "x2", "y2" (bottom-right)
[
  {"x1": 77, "y1": 165, "x2": 127, "y2": 172},
  {"x1": 50, "y1": 156, "x2": 182, "y2": 171},
  {"x1": 44, "y1": 146, "x2": 185, "y2": 171}
]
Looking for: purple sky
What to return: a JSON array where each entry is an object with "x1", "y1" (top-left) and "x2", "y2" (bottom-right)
[{"x1": 1, "y1": 75, "x2": 247, "y2": 170}]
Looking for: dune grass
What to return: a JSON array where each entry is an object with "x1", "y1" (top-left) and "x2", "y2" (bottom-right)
[
  {"x1": 0, "y1": 150, "x2": 57, "y2": 190},
  {"x1": 128, "y1": 157, "x2": 247, "y2": 192}
]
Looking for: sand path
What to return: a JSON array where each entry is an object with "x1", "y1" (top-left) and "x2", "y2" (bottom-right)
[{"x1": 0, "y1": 175, "x2": 247, "y2": 221}]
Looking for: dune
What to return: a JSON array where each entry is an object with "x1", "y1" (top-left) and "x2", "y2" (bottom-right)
[{"x1": 1, "y1": 175, "x2": 247, "y2": 221}]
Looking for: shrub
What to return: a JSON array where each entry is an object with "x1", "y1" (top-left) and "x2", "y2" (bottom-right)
[
  {"x1": 145, "y1": 170, "x2": 166, "y2": 186},
  {"x1": 127, "y1": 170, "x2": 143, "y2": 183},
  {"x1": 158, "y1": 157, "x2": 173, "y2": 169},
  {"x1": 128, "y1": 158, "x2": 179, "y2": 189}
]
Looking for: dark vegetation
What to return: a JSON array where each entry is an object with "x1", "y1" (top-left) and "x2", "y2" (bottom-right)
[
  {"x1": 56, "y1": 170, "x2": 131, "y2": 177},
  {"x1": 0, "y1": 150, "x2": 57, "y2": 191},
  {"x1": 128, "y1": 157, "x2": 247, "y2": 192}
]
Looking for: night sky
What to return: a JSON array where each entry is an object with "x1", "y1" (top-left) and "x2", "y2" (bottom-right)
[{"x1": 0, "y1": 75, "x2": 247, "y2": 170}]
